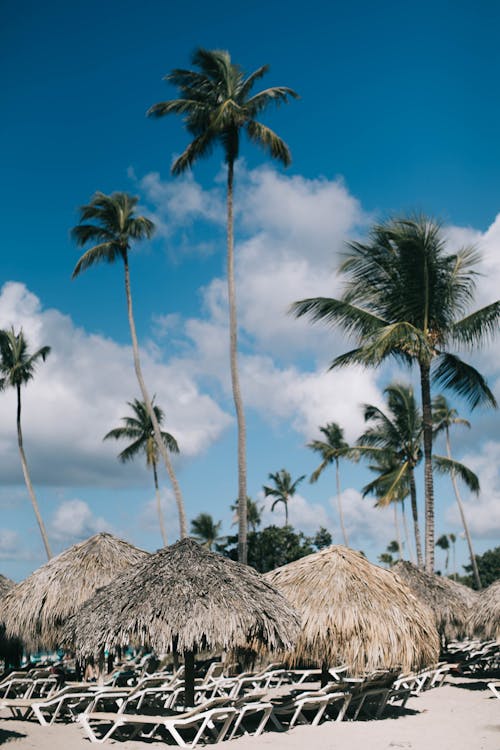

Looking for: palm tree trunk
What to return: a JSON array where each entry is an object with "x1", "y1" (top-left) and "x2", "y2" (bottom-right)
[
  {"x1": 335, "y1": 459, "x2": 349, "y2": 546},
  {"x1": 16, "y1": 384, "x2": 52, "y2": 560},
  {"x1": 123, "y1": 254, "x2": 187, "y2": 539},
  {"x1": 152, "y1": 459, "x2": 168, "y2": 548},
  {"x1": 409, "y1": 468, "x2": 424, "y2": 568},
  {"x1": 393, "y1": 502, "x2": 402, "y2": 559},
  {"x1": 445, "y1": 429, "x2": 482, "y2": 589},
  {"x1": 401, "y1": 499, "x2": 415, "y2": 563},
  {"x1": 284, "y1": 499, "x2": 289, "y2": 527},
  {"x1": 227, "y1": 159, "x2": 248, "y2": 564},
  {"x1": 420, "y1": 360, "x2": 435, "y2": 572}
]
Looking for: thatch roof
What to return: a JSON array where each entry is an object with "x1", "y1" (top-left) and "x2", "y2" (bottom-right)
[
  {"x1": 443, "y1": 575, "x2": 479, "y2": 609},
  {"x1": 0, "y1": 574, "x2": 14, "y2": 599},
  {"x1": 264, "y1": 546, "x2": 440, "y2": 675},
  {"x1": 63, "y1": 538, "x2": 300, "y2": 658},
  {"x1": 1, "y1": 533, "x2": 148, "y2": 651},
  {"x1": 392, "y1": 560, "x2": 471, "y2": 640},
  {"x1": 468, "y1": 579, "x2": 500, "y2": 642}
]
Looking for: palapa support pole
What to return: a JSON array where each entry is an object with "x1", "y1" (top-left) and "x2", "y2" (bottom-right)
[
  {"x1": 97, "y1": 647, "x2": 105, "y2": 686},
  {"x1": 184, "y1": 649, "x2": 195, "y2": 709},
  {"x1": 321, "y1": 660, "x2": 330, "y2": 688}
]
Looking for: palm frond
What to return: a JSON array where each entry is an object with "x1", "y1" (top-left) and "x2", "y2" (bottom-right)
[
  {"x1": 432, "y1": 352, "x2": 497, "y2": 409},
  {"x1": 432, "y1": 454, "x2": 480, "y2": 493},
  {"x1": 450, "y1": 301, "x2": 500, "y2": 349},
  {"x1": 246, "y1": 86, "x2": 299, "y2": 115},
  {"x1": 245, "y1": 120, "x2": 292, "y2": 166},
  {"x1": 72, "y1": 243, "x2": 121, "y2": 278},
  {"x1": 290, "y1": 297, "x2": 386, "y2": 338},
  {"x1": 171, "y1": 131, "x2": 215, "y2": 175}
]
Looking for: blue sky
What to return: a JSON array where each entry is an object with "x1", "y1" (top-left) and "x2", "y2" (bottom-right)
[{"x1": 1, "y1": 0, "x2": 499, "y2": 580}]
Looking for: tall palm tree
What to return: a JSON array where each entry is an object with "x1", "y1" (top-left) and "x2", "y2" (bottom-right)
[
  {"x1": 0, "y1": 328, "x2": 52, "y2": 559},
  {"x1": 357, "y1": 384, "x2": 425, "y2": 567},
  {"x1": 432, "y1": 394, "x2": 482, "y2": 588},
  {"x1": 104, "y1": 398, "x2": 179, "y2": 547},
  {"x1": 308, "y1": 423, "x2": 350, "y2": 546},
  {"x1": 263, "y1": 469, "x2": 305, "y2": 527},
  {"x1": 71, "y1": 191, "x2": 187, "y2": 539},
  {"x1": 148, "y1": 48, "x2": 298, "y2": 564},
  {"x1": 436, "y1": 533, "x2": 450, "y2": 574},
  {"x1": 292, "y1": 216, "x2": 499, "y2": 571},
  {"x1": 190, "y1": 512, "x2": 222, "y2": 550}
]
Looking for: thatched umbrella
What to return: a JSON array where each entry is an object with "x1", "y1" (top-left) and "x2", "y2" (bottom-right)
[
  {"x1": 1, "y1": 533, "x2": 148, "y2": 652},
  {"x1": 468, "y1": 579, "x2": 500, "y2": 642},
  {"x1": 63, "y1": 538, "x2": 300, "y2": 706},
  {"x1": 0, "y1": 574, "x2": 22, "y2": 669},
  {"x1": 392, "y1": 560, "x2": 471, "y2": 641},
  {"x1": 264, "y1": 545, "x2": 440, "y2": 677}
]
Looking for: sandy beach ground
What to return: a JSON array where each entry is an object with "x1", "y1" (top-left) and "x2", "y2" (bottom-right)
[{"x1": 0, "y1": 676, "x2": 498, "y2": 750}]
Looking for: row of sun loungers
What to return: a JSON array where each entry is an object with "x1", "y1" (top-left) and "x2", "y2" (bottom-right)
[{"x1": 0, "y1": 657, "x2": 470, "y2": 746}]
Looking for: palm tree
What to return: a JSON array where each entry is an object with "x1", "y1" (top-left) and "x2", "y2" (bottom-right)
[
  {"x1": 230, "y1": 497, "x2": 262, "y2": 532},
  {"x1": 0, "y1": 328, "x2": 52, "y2": 559},
  {"x1": 71, "y1": 191, "x2": 187, "y2": 539},
  {"x1": 148, "y1": 48, "x2": 298, "y2": 564},
  {"x1": 104, "y1": 398, "x2": 179, "y2": 547},
  {"x1": 432, "y1": 394, "x2": 482, "y2": 588},
  {"x1": 190, "y1": 513, "x2": 222, "y2": 550},
  {"x1": 357, "y1": 384, "x2": 425, "y2": 567},
  {"x1": 308, "y1": 422, "x2": 350, "y2": 546},
  {"x1": 436, "y1": 533, "x2": 450, "y2": 574},
  {"x1": 292, "y1": 216, "x2": 499, "y2": 571},
  {"x1": 263, "y1": 469, "x2": 305, "y2": 527}
]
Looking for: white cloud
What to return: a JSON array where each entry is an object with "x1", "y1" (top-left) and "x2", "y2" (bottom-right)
[
  {"x1": 138, "y1": 488, "x2": 180, "y2": 549},
  {"x1": 259, "y1": 491, "x2": 331, "y2": 535},
  {"x1": 336, "y1": 488, "x2": 395, "y2": 549},
  {"x1": 0, "y1": 282, "x2": 232, "y2": 487},
  {"x1": 50, "y1": 499, "x2": 113, "y2": 543},
  {"x1": 0, "y1": 529, "x2": 22, "y2": 561},
  {"x1": 445, "y1": 441, "x2": 500, "y2": 538}
]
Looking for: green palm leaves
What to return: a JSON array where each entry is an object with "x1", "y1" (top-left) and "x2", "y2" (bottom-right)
[
  {"x1": 308, "y1": 423, "x2": 350, "y2": 546},
  {"x1": 148, "y1": 48, "x2": 298, "y2": 170},
  {"x1": 71, "y1": 192, "x2": 154, "y2": 277},
  {"x1": 104, "y1": 399, "x2": 179, "y2": 547},
  {"x1": 292, "y1": 215, "x2": 499, "y2": 571},
  {"x1": 263, "y1": 469, "x2": 305, "y2": 527}
]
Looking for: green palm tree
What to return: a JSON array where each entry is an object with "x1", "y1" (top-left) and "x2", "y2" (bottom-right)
[
  {"x1": 230, "y1": 497, "x2": 262, "y2": 532},
  {"x1": 148, "y1": 48, "x2": 298, "y2": 564},
  {"x1": 263, "y1": 469, "x2": 305, "y2": 527},
  {"x1": 432, "y1": 394, "x2": 482, "y2": 588},
  {"x1": 104, "y1": 398, "x2": 179, "y2": 547},
  {"x1": 71, "y1": 191, "x2": 187, "y2": 539},
  {"x1": 357, "y1": 384, "x2": 425, "y2": 567},
  {"x1": 363, "y1": 451, "x2": 409, "y2": 562},
  {"x1": 292, "y1": 216, "x2": 499, "y2": 571},
  {"x1": 436, "y1": 533, "x2": 450, "y2": 574},
  {"x1": 190, "y1": 512, "x2": 222, "y2": 550},
  {"x1": 0, "y1": 328, "x2": 52, "y2": 559},
  {"x1": 308, "y1": 423, "x2": 350, "y2": 546}
]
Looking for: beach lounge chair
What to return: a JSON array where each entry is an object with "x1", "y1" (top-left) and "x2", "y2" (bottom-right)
[
  {"x1": 270, "y1": 691, "x2": 332, "y2": 730},
  {"x1": 77, "y1": 697, "x2": 236, "y2": 746},
  {"x1": 488, "y1": 682, "x2": 500, "y2": 699}
]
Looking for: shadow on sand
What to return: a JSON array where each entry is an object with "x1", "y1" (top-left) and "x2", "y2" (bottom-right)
[{"x1": 0, "y1": 728, "x2": 27, "y2": 746}]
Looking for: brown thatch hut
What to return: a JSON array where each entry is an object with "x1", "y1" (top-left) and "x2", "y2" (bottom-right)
[
  {"x1": 468, "y1": 579, "x2": 500, "y2": 642},
  {"x1": 1, "y1": 533, "x2": 148, "y2": 652},
  {"x1": 264, "y1": 545, "x2": 440, "y2": 676},
  {"x1": 63, "y1": 538, "x2": 300, "y2": 706},
  {"x1": 0, "y1": 574, "x2": 22, "y2": 670},
  {"x1": 392, "y1": 560, "x2": 471, "y2": 641}
]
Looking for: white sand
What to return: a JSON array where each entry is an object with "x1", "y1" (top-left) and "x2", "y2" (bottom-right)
[{"x1": 0, "y1": 677, "x2": 498, "y2": 750}]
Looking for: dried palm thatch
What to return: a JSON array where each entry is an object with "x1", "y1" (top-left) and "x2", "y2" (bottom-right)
[
  {"x1": 264, "y1": 546, "x2": 440, "y2": 675},
  {"x1": 468, "y1": 579, "x2": 500, "y2": 642},
  {"x1": 0, "y1": 574, "x2": 14, "y2": 600},
  {"x1": 1, "y1": 533, "x2": 148, "y2": 651},
  {"x1": 64, "y1": 538, "x2": 300, "y2": 657},
  {"x1": 64, "y1": 538, "x2": 300, "y2": 707},
  {"x1": 392, "y1": 560, "x2": 471, "y2": 640},
  {"x1": 444, "y1": 575, "x2": 479, "y2": 609}
]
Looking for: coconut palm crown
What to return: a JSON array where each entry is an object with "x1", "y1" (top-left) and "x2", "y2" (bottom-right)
[
  {"x1": 0, "y1": 328, "x2": 52, "y2": 559},
  {"x1": 104, "y1": 398, "x2": 179, "y2": 547},
  {"x1": 72, "y1": 191, "x2": 187, "y2": 539},
  {"x1": 263, "y1": 469, "x2": 305, "y2": 527},
  {"x1": 292, "y1": 216, "x2": 499, "y2": 572},
  {"x1": 149, "y1": 48, "x2": 298, "y2": 564}
]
